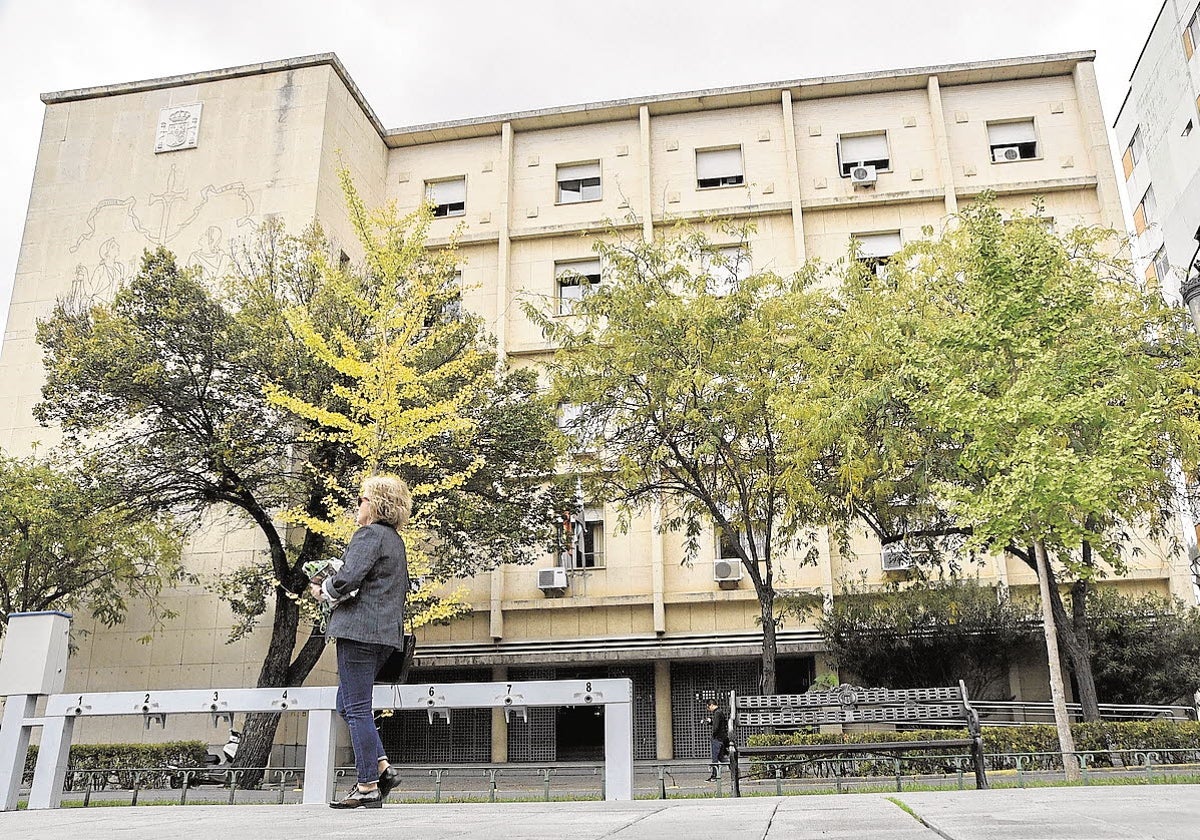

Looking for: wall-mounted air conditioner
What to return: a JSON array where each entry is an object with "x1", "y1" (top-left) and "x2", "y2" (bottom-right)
[
  {"x1": 714, "y1": 558, "x2": 743, "y2": 589},
  {"x1": 849, "y1": 164, "x2": 878, "y2": 187},
  {"x1": 537, "y1": 567, "x2": 568, "y2": 594},
  {"x1": 992, "y1": 146, "x2": 1021, "y2": 163}
]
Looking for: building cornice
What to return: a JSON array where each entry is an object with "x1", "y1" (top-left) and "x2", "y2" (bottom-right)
[
  {"x1": 40, "y1": 52, "x2": 389, "y2": 141},
  {"x1": 39, "y1": 50, "x2": 1097, "y2": 151}
]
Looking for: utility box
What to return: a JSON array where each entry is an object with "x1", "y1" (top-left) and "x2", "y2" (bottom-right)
[{"x1": 0, "y1": 611, "x2": 71, "y2": 695}]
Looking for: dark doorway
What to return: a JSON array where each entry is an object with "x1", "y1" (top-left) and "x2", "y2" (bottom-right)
[
  {"x1": 555, "y1": 704, "x2": 605, "y2": 761},
  {"x1": 554, "y1": 666, "x2": 608, "y2": 761}
]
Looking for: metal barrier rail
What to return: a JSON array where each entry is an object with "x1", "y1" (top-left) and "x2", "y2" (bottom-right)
[{"x1": 3, "y1": 678, "x2": 635, "y2": 810}]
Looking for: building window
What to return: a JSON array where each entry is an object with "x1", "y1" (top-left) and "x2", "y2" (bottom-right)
[
  {"x1": 1187, "y1": 9, "x2": 1200, "y2": 59},
  {"x1": 716, "y1": 526, "x2": 740, "y2": 560},
  {"x1": 987, "y1": 119, "x2": 1038, "y2": 162},
  {"x1": 556, "y1": 258, "x2": 601, "y2": 314},
  {"x1": 837, "y1": 131, "x2": 890, "y2": 177},
  {"x1": 852, "y1": 231, "x2": 901, "y2": 278},
  {"x1": 695, "y1": 146, "x2": 744, "y2": 189},
  {"x1": 1122, "y1": 127, "x2": 1144, "y2": 179},
  {"x1": 1153, "y1": 247, "x2": 1172, "y2": 283},
  {"x1": 557, "y1": 161, "x2": 601, "y2": 204},
  {"x1": 703, "y1": 246, "x2": 750, "y2": 295},
  {"x1": 576, "y1": 509, "x2": 606, "y2": 569},
  {"x1": 425, "y1": 177, "x2": 466, "y2": 217},
  {"x1": 1134, "y1": 185, "x2": 1157, "y2": 234}
]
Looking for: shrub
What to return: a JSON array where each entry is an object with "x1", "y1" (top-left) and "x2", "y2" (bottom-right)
[{"x1": 24, "y1": 741, "x2": 210, "y2": 790}]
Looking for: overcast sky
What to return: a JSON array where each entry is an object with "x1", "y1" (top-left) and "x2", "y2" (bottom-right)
[{"x1": 0, "y1": 0, "x2": 1166, "y2": 345}]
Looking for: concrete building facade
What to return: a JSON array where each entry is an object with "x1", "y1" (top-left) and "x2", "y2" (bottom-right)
[
  {"x1": 1114, "y1": 0, "x2": 1200, "y2": 568},
  {"x1": 0, "y1": 50, "x2": 1190, "y2": 766}
]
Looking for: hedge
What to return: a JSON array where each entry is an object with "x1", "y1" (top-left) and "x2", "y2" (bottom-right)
[
  {"x1": 23, "y1": 741, "x2": 210, "y2": 790},
  {"x1": 744, "y1": 720, "x2": 1200, "y2": 777}
]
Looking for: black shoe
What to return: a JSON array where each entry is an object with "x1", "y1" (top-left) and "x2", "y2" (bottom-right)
[
  {"x1": 330, "y1": 787, "x2": 382, "y2": 809},
  {"x1": 705, "y1": 775, "x2": 717, "y2": 782},
  {"x1": 378, "y1": 766, "x2": 399, "y2": 798}
]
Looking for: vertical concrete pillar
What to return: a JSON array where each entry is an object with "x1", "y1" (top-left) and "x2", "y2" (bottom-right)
[
  {"x1": 654, "y1": 659, "x2": 673, "y2": 759},
  {"x1": 491, "y1": 665, "x2": 508, "y2": 763},
  {"x1": 652, "y1": 500, "x2": 666, "y2": 634},
  {"x1": 926, "y1": 75, "x2": 959, "y2": 218},
  {"x1": 489, "y1": 123, "x2": 515, "y2": 641},
  {"x1": 1071, "y1": 60, "x2": 1128, "y2": 232},
  {"x1": 639, "y1": 105, "x2": 654, "y2": 242},
  {"x1": 780, "y1": 89, "x2": 807, "y2": 265},
  {"x1": 603, "y1": 697, "x2": 634, "y2": 800}
]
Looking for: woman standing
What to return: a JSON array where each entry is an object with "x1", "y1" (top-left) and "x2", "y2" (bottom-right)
[{"x1": 310, "y1": 474, "x2": 410, "y2": 809}]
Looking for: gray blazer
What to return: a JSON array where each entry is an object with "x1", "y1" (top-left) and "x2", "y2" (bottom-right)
[{"x1": 324, "y1": 522, "x2": 408, "y2": 649}]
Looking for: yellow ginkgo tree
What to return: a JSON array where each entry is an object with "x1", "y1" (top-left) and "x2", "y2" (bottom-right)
[{"x1": 269, "y1": 170, "x2": 565, "y2": 630}]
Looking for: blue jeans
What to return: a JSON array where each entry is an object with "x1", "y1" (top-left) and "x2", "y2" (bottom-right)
[
  {"x1": 335, "y1": 639, "x2": 393, "y2": 784},
  {"x1": 711, "y1": 737, "x2": 729, "y2": 765}
]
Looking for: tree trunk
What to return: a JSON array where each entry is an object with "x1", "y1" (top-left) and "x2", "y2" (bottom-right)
[
  {"x1": 759, "y1": 588, "x2": 778, "y2": 694},
  {"x1": 232, "y1": 589, "x2": 302, "y2": 786},
  {"x1": 1041, "y1": 564, "x2": 1102, "y2": 721},
  {"x1": 1034, "y1": 540, "x2": 1080, "y2": 781}
]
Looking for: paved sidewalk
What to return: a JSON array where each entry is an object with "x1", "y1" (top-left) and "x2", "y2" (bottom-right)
[{"x1": 4, "y1": 785, "x2": 1197, "y2": 839}]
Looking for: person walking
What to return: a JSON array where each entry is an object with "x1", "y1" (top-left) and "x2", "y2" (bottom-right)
[
  {"x1": 310, "y1": 474, "x2": 410, "y2": 809},
  {"x1": 705, "y1": 698, "x2": 730, "y2": 781}
]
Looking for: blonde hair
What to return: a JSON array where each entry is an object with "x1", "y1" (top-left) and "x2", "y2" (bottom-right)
[{"x1": 360, "y1": 474, "x2": 412, "y2": 529}]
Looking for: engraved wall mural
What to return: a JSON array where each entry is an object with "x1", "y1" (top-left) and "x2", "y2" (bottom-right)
[{"x1": 66, "y1": 163, "x2": 257, "y2": 297}]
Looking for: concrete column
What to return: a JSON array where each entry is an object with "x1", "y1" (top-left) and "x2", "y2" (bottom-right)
[
  {"x1": 652, "y1": 500, "x2": 666, "y2": 634},
  {"x1": 639, "y1": 105, "x2": 654, "y2": 242},
  {"x1": 1071, "y1": 61, "x2": 1127, "y2": 232},
  {"x1": 780, "y1": 90, "x2": 807, "y2": 265},
  {"x1": 489, "y1": 123, "x2": 515, "y2": 641},
  {"x1": 491, "y1": 665, "x2": 508, "y2": 763},
  {"x1": 654, "y1": 659, "x2": 673, "y2": 759},
  {"x1": 926, "y1": 76, "x2": 959, "y2": 218}
]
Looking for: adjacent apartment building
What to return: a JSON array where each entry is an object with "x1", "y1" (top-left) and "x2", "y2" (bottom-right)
[
  {"x1": 1, "y1": 50, "x2": 1189, "y2": 766},
  {"x1": 1114, "y1": 0, "x2": 1200, "y2": 563}
]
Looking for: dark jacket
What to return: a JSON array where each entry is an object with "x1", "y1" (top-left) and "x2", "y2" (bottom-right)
[
  {"x1": 709, "y1": 707, "x2": 730, "y2": 743},
  {"x1": 325, "y1": 522, "x2": 408, "y2": 648}
]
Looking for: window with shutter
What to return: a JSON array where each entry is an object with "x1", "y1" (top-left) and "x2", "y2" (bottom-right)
[
  {"x1": 837, "y1": 131, "x2": 890, "y2": 177},
  {"x1": 695, "y1": 147, "x2": 745, "y2": 188},
  {"x1": 986, "y1": 119, "x2": 1038, "y2": 161},
  {"x1": 425, "y1": 177, "x2": 466, "y2": 217}
]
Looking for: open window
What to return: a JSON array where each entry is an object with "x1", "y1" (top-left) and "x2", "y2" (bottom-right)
[
  {"x1": 557, "y1": 161, "x2": 602, "y2": 204},
  {"x1": 555, "y1": 258, "x2": 602, "y2": 314},
  {"x1": 425, "y1": 177, "x2": 466, "y2": 217},
  {"x1": 695, "y1": 146, "x2": 745, "y2": 189},
  {"x1": 987, "y1": 119, "x2": 1038, "y2": 162},
  {"x1": 852, "y1": 231, "x2": 901, "y2": 278},
  {"x1": 837, "y1": 131, "x2": 890, "y2": 177}
]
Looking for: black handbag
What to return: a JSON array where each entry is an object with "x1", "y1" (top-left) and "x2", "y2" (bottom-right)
[{"x1": 374, "y1": 633, "x2": 417, "y2": 684}]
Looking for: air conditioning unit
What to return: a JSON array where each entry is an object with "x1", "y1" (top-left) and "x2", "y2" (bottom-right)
[
  {"x1": 849, "y1": 164, "x2": 878, "y2": 186},
  {"x1": 713, "y1": 558, "x2": 743, "y2": 588},
  {"x1": 992, "y1": 146, "x2": 1021, "y2": 163},
  {"x1": 537, "y1": 567, "x2": 568, "y2": 593},
  {"x1": 881, "y1": 544, "x2": 914, "y2": 572}
]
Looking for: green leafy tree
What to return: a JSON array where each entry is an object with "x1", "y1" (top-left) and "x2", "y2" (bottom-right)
[
  {"x1": 0, "y1": 449, "x2": 183, "y2": 636},
  {"x1": 528, "y1": 222, "x2": 835, "y2": 693},
  {"x1": 1084, "y1": 588, "x2": 1200, "y2": 705},
  {"x1": 816, "y1": 578, "x2": 1040, "y2": 698},
  {"x1": 34, "y1": 174, "x2": 562, "y2": 779},
  {"x1": 800, "y1": 198, "x2": 1200, "y2": 777}
]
